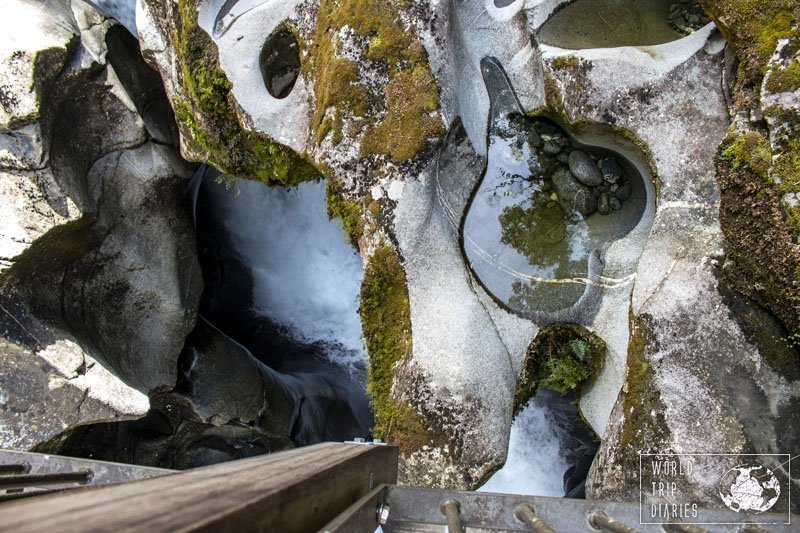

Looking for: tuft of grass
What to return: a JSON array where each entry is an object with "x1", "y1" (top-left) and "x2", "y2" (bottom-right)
[
  {"x1": 172, "y1": 0, "x2": 318, "y2": 184},
  {"x1": 359, "y1": 245, "x2": 412, "y2": 439}
]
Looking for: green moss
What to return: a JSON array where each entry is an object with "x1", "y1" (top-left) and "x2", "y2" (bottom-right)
[
  {"x1": 766, "y1": 60, "x2": 800, "y2": 93},
  {"x1": 699, "y1": 0, "x2": 796, "y2": 88},
  {"x1": 619, "y1": 313, "x2": 668, "y2": 449},
  {"x1": 172, "y1": 0, "x2": 318, "y2": 184},
  {"x1": 325, "y1": 178, "x2": 364, "y2": 247},
  {"x1": 359, "y1": 245, "x2": 412, "y2": 440},
  {"x1": 719, "y1": 131, "x2": 771, "y2": 180},
  {"x1": 514, "y1": 323, "x2": 606, "y2": 412},
  {"x1": 550, "y1": 55, "x2": 580, "y2": 70},
  {"x1": 307, "y1": 0, "x2": 443, "y2": 161},
  {"x1": 360, "y1": 66, "x2": 443, "y2": 162},
  {"x1": 542, "y1": 74, "x2": 566, "y2": 120}
]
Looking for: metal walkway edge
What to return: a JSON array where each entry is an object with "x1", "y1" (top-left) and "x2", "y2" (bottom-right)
[{"x1": 0, "y1": 444, "x2": 794, "y2": 532}]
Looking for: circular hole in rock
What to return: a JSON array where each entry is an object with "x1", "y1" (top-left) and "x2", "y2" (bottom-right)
[
  {"x1": 260, "y1": 26, "x2": 301, "y2": 99},
  {"x1": 494, "y1": 0, "x2": 517, "y2": 8}
]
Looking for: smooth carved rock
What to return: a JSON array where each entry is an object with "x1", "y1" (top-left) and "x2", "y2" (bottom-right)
[{"x1": 0, "y1": 0, "x2": 79, "y2": 170}]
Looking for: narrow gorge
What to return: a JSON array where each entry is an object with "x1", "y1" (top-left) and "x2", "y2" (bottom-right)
[{"x1": 1, "y1": 0, "x2": 798, "y2": 522}]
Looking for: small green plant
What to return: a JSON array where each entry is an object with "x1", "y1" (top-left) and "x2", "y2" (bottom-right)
[{"x1": 514, "y1": 323, "x2": 606, "y2": 411}]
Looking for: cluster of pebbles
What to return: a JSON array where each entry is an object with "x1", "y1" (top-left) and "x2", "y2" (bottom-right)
[
  {"x1": 521, "y1": 119, "x2": 632, "y2": 217},
  {"x1": 667, "y1": 0, "x2": 710, "y2": 35}
]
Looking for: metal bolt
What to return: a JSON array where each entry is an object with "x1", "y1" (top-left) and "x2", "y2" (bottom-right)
[
  {"x1": 376, "y1": 503, "x2": 390, "y2": 525},
  {"x1": 588, "y1": 510, "x2": 639, "y2": 533},
  {"x1": 440, "y1": 499, "x2": 464, "y2": 533},
  {"x1": 514, "y1": 504, "x2": 555, "y2": 533}
]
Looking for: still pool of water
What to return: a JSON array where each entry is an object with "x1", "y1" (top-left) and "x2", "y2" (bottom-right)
[
  {"x1": 537, "y1": 0, "x2": 683, "y2": 49},
  {"x1": 461, "y1": 58, "x2": 647, "y2": 322}
]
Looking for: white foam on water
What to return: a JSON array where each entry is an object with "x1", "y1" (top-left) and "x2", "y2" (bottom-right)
[
  {"x1": 224, "y1": 179, "x2": 366, "y2": 368},
  {"x1": 478, "y1": 399, "x2": 568, "y2": 496}
]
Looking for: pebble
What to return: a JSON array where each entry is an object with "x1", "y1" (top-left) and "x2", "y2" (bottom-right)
[
  {"x1": 613, "y1": 183, "x2": 632, "y2": 201},
  {"x1": 598, "y1": 192, "x2": 610, "y2": 215},
  {"x1": 568, "y1": 150, "x2": 604, "y2": 186},
  {"x1": 544, "y1": 140, "x2": 562, "y2": 155},
  {"x1": 599, "y1": 158, "x2": 623, "y2": 183},
  {"x1": 552, "y1": 167, "x2": 597, "y2": 216},
  {"x1": 610, "y1": 197, "x2": 621, "y2": 211}
]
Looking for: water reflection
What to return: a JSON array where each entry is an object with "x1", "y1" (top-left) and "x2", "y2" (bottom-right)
[{"x1": 461, "y1": 58, "x2": 646, "y2": 322}]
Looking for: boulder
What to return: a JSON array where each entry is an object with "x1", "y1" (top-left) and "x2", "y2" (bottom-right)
[
  {"x1": 0, "y1": 336, "x2": 148, "y2": 451},
  {"x1": 0, "y1": 0, "x2": 79, "y2": 170},
  {"x1": 1, "y1": 141, "x2": 201, "y2": 392},
  {"x1": 0, "y1": 0, "x2": 203, "y2": 455}
]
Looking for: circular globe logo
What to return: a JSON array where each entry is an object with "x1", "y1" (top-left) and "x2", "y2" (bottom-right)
[{"x1": 718, "y1": 464, "x2": 781, "y2": 513}]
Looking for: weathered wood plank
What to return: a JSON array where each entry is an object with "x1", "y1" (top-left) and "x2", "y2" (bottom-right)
[{"x1": 0, "y1": 443, "x2": 398, "y2": 533}]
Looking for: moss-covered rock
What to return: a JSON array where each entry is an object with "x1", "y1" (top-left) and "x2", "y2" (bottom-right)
[
  {"x1": 141, "y1": 0, "x2": 318, "y2": 185},
  {"x1": 325, "y1": 178, "x2": 364, "y2": 248},
  {"x1": 359, "y1": 244, "x2": 412, "y2": 442},
  {"x1": 716, "y1": 131, "x2": 800, "y2": 336},
  {"x1": 586, "y1": 314, "x2": 672, "y2": 501},
  {"x1": 514, "y1": 323, "x2": 606, "y2": 413},
  {"x1": 306, "y1": 0, "x2": 443, "y2": 163},
  {"x1": 698, "y1": 0, "x2": 800, "y2": 340},
  {"x1": 699, "y1": 0, "x2": 797, "y2": 92}
]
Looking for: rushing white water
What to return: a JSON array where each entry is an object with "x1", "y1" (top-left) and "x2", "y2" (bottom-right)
[
  {"x1": 223, "y1": 179, "x2": 366, "y2": 369},
  {"x1": 479, "y1": 398, "x2": 569, "y2": 496}
]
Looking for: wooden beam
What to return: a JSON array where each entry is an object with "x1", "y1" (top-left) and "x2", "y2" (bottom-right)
[
  {"x1": 319, "y1": 484, "x2": 389, "y2": 532},
  {"x1": 0, "y1": 443, "x2": 398, "y2": 532}
]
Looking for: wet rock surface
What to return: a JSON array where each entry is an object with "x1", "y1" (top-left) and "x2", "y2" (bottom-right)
[{"x1": 259, "y1": 26, "x2": 301, "y2": 99}]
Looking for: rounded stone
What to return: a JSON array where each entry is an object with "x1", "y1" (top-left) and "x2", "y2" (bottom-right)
[
  {"x1": 543, "y1": 140, "x2": 562, "y2": 155},
  {"x1": 598, "y1": 192, "x2": 611, "y2": 215},
  {"x1": 613, "y1": 182, "x2": 632, "y2": 201},
  {"x1": 568, "y1": 150, "x2": 604, "y2": 186},
  {"x1": 527, "y1": 130, "x2": 542, "y2": 148},
  {"x1": 552, "y1": 167, "x2": 597, "y2": 216},
  {"x1": 599, "y1": 158, "x2": 623, "y2": 183}
]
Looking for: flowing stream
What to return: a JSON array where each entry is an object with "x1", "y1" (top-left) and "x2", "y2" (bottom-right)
[{"x1": 192, "y1": 168, "x2": 373, "y2": 443}]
